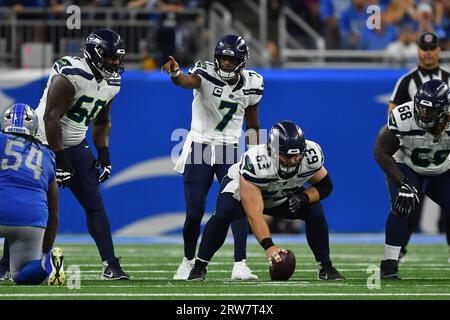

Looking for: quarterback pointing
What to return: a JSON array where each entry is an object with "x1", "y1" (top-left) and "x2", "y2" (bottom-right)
[
  {"x1": 375, "y1": 79, "x2": 450, "y2": 279},
  {"x1": 161, "y1": 35, "x2": 262, "y2": 280},
  {"x1": 188, "y1": 121, "x2": 345, "y2": 281}
]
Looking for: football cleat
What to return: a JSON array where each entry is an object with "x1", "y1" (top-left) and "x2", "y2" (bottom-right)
[
  {"x1": 102, "y1": 257, "x2": 130, "y2": 280},
  {"x1": 380, "y1": 259, "x2": 401, "y2": 280},
  {"x1": 317, "y1": 261, "x2": 345, "y2": 280},
  {"x1": 173, "y1": 257, "x2": 194, "y2": 280},
  {"x1": 399, "y1": 247, "x2": 407, "y2": 263},
  {"x1": 187, "y1": 260, "x2": 208, "y2": 281},
  {"x1": 231, "y1": 260, "x2": 258, "y2": 280},
  {"x1": 46, "y1": 247, "x2": 65, "y2": 286}
]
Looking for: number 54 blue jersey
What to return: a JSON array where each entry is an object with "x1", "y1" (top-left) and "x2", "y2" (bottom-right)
[{"x1": 0, "y1": 133, "x2": 55, "y2": 227}]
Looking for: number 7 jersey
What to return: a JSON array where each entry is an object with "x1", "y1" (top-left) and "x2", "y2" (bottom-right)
[
  {"x1": 35, "y1": 56, "x2": 120, "y2": 147},
  {"x1": 388, "y1": 101, "x2": 450, "y2": 176},
  {"x1": 188, "y1": 60, "x2": 264, "y2": 144}
]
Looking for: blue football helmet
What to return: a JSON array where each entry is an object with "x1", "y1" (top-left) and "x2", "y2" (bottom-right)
[
  {"x1": 413, "y1": 79, "x2": 449, "y2": 129},
  {"x1": 1, "y1": 103, "x2": 39, "y2": 136},
  {"x1": 268, "y1": 120, "x2": 306, "y2": 179},
  {"x1": 84, "y1": 29, "x2": 126, "y2": 78},
  {"x1": 214, "y1": 34, "x2": 249, "y2": 80}
]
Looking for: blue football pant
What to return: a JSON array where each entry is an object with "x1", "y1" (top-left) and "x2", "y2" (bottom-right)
[
  {"x1": 183, "y1": 142, "x2": 248, "y2": 262},
  {"x1": 65, "y1": 140, "x2": 115, "y2": 262}
]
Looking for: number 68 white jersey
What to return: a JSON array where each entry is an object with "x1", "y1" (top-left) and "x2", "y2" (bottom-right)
[
  {"x1": 388, "y1": 101, "x2": 450, "y2": 176},
  {"x1": 35, "y1": 56, "x2": 120, "y2": 148},
  {"x1": 188, "y1": 60, "x2": 264, "y2": 145},
  {"x1": 224, "y1": 141, "x2": 324, "y2": 208}
]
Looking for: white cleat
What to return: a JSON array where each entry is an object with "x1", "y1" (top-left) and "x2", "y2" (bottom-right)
[
  {"x1": 231, "y1": 260, "x2": 258, "y2": 280},
  {"x1": 173, "y1": 257, "x2": 194, "y2": 280}
]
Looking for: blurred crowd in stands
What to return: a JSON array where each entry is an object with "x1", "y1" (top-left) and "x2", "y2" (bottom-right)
[{"x1": 286, "y1": 0, "x2": 450, "y2": 51}]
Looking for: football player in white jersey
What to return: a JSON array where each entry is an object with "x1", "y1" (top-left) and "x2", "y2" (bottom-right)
[
  {"x1": 33, "y1": 29, "x2": 129, "y2": 280},
  {"x1": 375, "y1": 79, "x2": 450, "y2": 279},
  {"x1": 187, "y1": 121, "x2": 345, "y2": 281},
  {"x1": 161, "y1": 35, "x2": 262, "y2": 280}
]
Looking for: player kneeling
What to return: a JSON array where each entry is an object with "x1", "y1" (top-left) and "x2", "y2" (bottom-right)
[
  {"x1": 0, "y1": 104, "x2": 64, "y2": 286},
  {"x1": 188, "y1": 120, "x2": 344, "y2": 281}
]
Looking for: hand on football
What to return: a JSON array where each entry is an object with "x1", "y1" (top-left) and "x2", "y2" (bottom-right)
[
  {"x1": 161, "y1": 56, "x2": 180, "y2": 75},
  {"x1": 394, "y1": 181, "x2": 420, "y2": 216},
  {"x1": 265, "y1": 246, "x2": 288, "y2": 267}
]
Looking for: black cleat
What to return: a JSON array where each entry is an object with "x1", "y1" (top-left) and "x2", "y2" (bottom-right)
[
  {"x1": 380, "y1": 259, "x2": 401, "y2": 280},
  {"x1": 102, "y1": 257, "x2": 130, "y2": 280},
  {"x1": 187, "y1": 260, "x2": 208, "y2": 281},
  {"x1": 318, "y1": 261, "x2": 345, "y2": 280}
]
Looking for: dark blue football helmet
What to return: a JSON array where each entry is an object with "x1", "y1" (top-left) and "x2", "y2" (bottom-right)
[
  {"x1": 268, "y1": 121, "x2": 306, "y2": 179},
  {"x1": 214, "y1": 34, "x2": 249, "y2": 80},
  {"x1": 413, "y1": 79, "x2": 449, "y2": 129},
  {"x1": 84, "y1": 29, "x2": 126, "y2": 78}
]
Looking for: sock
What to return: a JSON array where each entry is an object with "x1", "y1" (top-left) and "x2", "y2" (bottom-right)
[
  {"x1": 385, "y1": 213, "x2": 409, "y2": 247},
  {"x1": 230, "y1": 217, "x2": 248, "y2": 262},
  {"x1": 197, "y1": 215, "x2": 231, "y2": 262},
  {"x1": 86, "y1": 208, "x2": 115, "y2": 262},
  {"x1": 14, "y1": 259, "x2": 47, "y2": 285},
  {"x1": 305, "y1": 208, "x2": 331, "y2": 263},
  {"x1": 183, "y1": 215, "x2": 203, "y2": 260},
  {"x1": 385, "y1": 244, "x2": 401, "y2": 261}
]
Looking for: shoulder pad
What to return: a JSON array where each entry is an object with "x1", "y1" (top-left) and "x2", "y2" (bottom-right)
[
  {"x1": 301, "y1": 140, "x2": 324, "y2": 175},
  {"x1": 52, "y1": 56, "x2": 94, "y2": 82},
  {"x1": 239, "y1": 146, "x2": 276, "y2": 186},
  {"x1": 388, "y1": 102, "x2": 416, "y2": 135}
]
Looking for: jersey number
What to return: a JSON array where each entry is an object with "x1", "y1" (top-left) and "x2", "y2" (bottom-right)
[
  {"x1": 398, "y1": 105, "x2": 412, "y2": 121},
  {"x1": 411, "y1": 148, "x2": 450, "y2": 167},
  {"x1": 305, "y1": 148, "x2": 319, "y2": 165},
  {"x1": 1, "y1": 140, "x2": 43, "y2": 180},
  {"x1": 215, "y1": 100, "x2": 238, "y2": 131},
  {"x1": 67, "y1": 95, "x2": 107, "y2": 126}
]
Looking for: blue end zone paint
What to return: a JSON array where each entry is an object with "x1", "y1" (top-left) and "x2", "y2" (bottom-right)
[{"x1": 0, "y1": 234, "x2": 444, "y2": 245}]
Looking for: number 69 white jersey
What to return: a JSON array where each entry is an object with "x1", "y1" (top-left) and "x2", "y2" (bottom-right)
[
  {"x1": 224, "y1": 141, "x2": 324, "y2": 208},
  {"x1": 388, "y1": 101, "x2": 450, "y2": 176},
  {"x1": 35, "y1": 56, "x2": 120, "y2": 148},
  {"x1": 188, "y1": 60, "x2": 264, "y2": 145}
]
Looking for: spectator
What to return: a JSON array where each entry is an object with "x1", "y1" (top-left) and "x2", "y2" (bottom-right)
[
  {"x1": 339, "y1": 0, "x2": 367, "y2": 49},
  {"x1": 320, "y1": 0, "x2": 352, "y2": 49},
  {"x1": 385, "y1": 24, "x2": 419, "y2": 65},
  {"x1": 417, "y1": 2, "x2": 446, "y2": 39},
  {"x1": 359, "y1": 12, "x2": 399, "y2": 50}
]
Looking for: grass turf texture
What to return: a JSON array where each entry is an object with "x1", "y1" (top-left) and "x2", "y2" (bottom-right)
[{"x1": 0, "y1": 243, "x2": 449, "y2": 300}]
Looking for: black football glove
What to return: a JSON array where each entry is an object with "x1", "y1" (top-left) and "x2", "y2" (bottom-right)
[
  {"x1": 55, "y1": 150, "x2": 74, "y2": 188},
  {"x1": 394, "y1": 180, "x2": 420, "y2": 217},
  {"x1": 95, "y1": 146, "x2": 112, "y2": 183},
  {"x1": 284, "y1": 191, "x2": 309, "y2": 214}
]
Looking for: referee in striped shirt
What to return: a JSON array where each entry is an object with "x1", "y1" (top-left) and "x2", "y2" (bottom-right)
[{"x1": 388, "y1": 31, "x2": 450, "y2": 262}]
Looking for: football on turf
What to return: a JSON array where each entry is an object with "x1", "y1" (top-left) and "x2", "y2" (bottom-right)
[{"x1": 269, "y1": 250, "x2": 296, "y2": 281}]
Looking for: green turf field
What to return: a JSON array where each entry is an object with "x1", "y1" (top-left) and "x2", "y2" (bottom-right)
[{"x1": 1, "y1": 242, "x2": 449, "y2": 300}]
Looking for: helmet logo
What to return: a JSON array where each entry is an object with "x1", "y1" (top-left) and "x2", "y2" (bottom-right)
[
  {"x1": 420, "y1": 99, "x2": 433, "y2": 106},
  {"x1": 222, "y1": 49, "x2": 235, "y2": 56},
  {"x1": 87, "y1": 35, "x2": 101, "y2": 45}
]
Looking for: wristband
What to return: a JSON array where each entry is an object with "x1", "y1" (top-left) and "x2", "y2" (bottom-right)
[
  {"x1": 169, "y1": 69, "x2": 180, "y2": 77},
  {"x1": 260, "y1": 238, "x2": 275, "y2": 250}
]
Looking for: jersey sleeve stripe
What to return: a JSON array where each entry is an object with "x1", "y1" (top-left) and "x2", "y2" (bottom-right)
[
  {"x1": 60, "y1": 68, "x2": 94, "y2": 80},
  {"x1": 243, "y1": 89, "x2": 263, "y2": 95},
  {"x1": 389, "y1": 129, "x2": 426, "y2": 136},
  {"x1": 297, "y1": 167, "x2": 322, "y2": 178},
  {"x1": 194, "y1": 69, "x2": 226, "y2": 87},
  {"x1": 241, "y1": 172, "x2": 276, "y2": 185}
]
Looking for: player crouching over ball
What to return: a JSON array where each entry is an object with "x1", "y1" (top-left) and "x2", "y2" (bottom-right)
[{"x1": 187, "y1": 120, "x2": 344, "y2": 281}]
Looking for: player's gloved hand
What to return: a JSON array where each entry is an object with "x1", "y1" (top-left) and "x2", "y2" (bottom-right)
[
  {"x1": 95, "y1": 146, "x2": 112, "y2": 183},
  {"x1": 160, "y1": 56, "x2": 180, "y2": 77},
  {"x1": 55, "y1": 150, "x2": 74, "y2": 188},
  {"x1": 284, "y1": 191, "x2": 309, "y2": 214},
  {"x1": 394, "y1": 180, "x2": 420, "y2": 216},
  {"x1": 265, "y1": 246, "x2": 288, "y2": 267}
]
